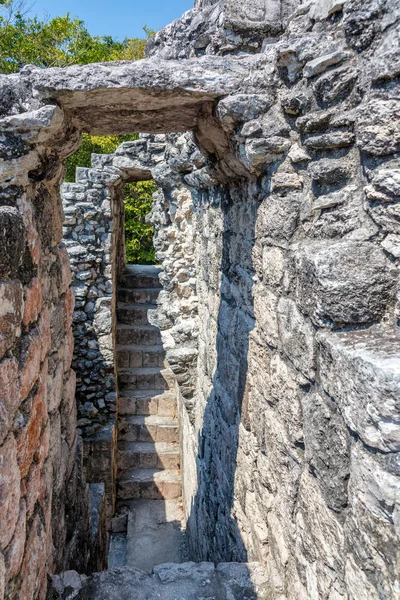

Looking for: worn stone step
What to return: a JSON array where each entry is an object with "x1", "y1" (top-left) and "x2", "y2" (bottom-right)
[
  {"x1": 117, "y1": 302, "x2": 158, "y2": 325},
  {"x1": 117, "y1": 468, "x2": 182, "y2": 500},
  {"x1": 117, "y1": 344, "x2": 165, "y2": 369},
  {"x1": 121, "y1": 265, "x2": 162, "y2": 289},
  {"x1": 118, "y1": 390, "x2": 176, "y2": 417},
  {"x1": 118, "y1": 415, "x2": 179, "y2": 443},
  {"x1": 118, "y1": 367, "x2": 169, "y2": 390},
  {"x1": 108, "y1": 534, "x2": 127, "y2": 569},
  {"x1": 118, "y1": 287, "x2": 161, "y2": 304},
  {"x1": 125, "y1": 500, "x2": 188, "y2": 572},
  {"x1": 116, "y1": 324, "x2": 162, "y2": 346},
  {"x1": 118, "y1": 442, "x2": 180, "y2": 471}
]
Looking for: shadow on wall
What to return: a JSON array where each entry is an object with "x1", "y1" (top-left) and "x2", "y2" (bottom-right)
[{"x1": 186, "y1": 184, "x2": 259, "y2": 594}]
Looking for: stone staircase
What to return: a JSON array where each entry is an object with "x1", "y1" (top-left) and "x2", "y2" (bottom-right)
[{"x1": 110, "y1": 265, "x2": 187, "y2": 571}]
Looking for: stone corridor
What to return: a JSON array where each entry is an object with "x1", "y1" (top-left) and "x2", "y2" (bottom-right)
[
  {"x1": 0, "y1": 0, "x2": 399, "y2": 598},
  {"x1": 109, "y1": 264, "x2": 188, "y2": 572}
]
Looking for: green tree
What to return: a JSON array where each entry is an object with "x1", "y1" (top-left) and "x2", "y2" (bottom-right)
[
  {"x1": 124, "y1": 182, "x2": 157, "y2": 264},
  {"x1": 0, "y1": 4, "x2": 156, "y2": 264},
  {"x1": 0, "y1": 4, "x2": 154, "y2": 73}
]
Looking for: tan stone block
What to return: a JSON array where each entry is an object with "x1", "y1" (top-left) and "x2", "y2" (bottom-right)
[
  {"x1": 19, "y1": 329, "x2": 42, "y2": 400},
  {"x1": 0, "y1": 551, "x2": 5, "y2": 600},
  {"x1": 26, "y1": 463, "x2": 46, "y2": 519},
  {"x1": 23, "y1": 279, "x2": 42, "y2": 326},
  {"x1": 0, "y1": 358, "x2": 20, "y2": 445},
  {"x1": 47, "y1": 361, "x2": 64, "y2": 413},
  {"x1": 39, "y1": 309, "x2": 51, "y2": 362},
  {"x1": 61, "y1": 370, "x2": 76, "y2": 448},
  {"x1": 64, "y1": 328, "x2": 74, "y2": 373},
  {"x1": 158, "y1": 395, "x2": 177, "y2": 417},
  {"x1": 64, "y1": 288, "x2": 75, "y2": 331},
  {"x1": 59, "y1": 247, "x2": 72, "y2": 294},
  {"x1": 0, "y1": 434, "x2": 21, "y2": 551},
  {"x1": 4, "y1": 499, "x2": 26, "y2": 580},
  {"x1": 16, "y1": 369, "x2": 48, "y2": 478},
  {"x1": 0, "y1": 281, "x2": 23, "y2": 361},
  {"x1": 19, "y1": 513, "x2": 46, "y2": 600}
]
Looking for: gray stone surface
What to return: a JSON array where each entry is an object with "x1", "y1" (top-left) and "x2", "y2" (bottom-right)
[
  {"x1": 0, "y1": 0, "x2": 399, "y2": 598},
  {"x1": 48, "y1": 561, "x2": 270, "y2": 599}
]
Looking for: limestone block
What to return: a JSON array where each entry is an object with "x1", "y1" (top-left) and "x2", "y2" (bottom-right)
[
  {"x1": 303, "y1": 51, "x2": 348, "y2": 78},
  {"x1": 370, "y1": 21, "x2": 400, "y2": 83},
  {"x1": 19, "y1": 328, "x2": 42, "y2": 400},
  {"x1": 0, "y1": 553, "x2": 4, "y2": 600},
  {"x1": 224, "y1": 0, "x2": 282, "y2": 31},
  {"x1": 217, "y1": 94, "x2": 274, "y2": 130},
  {"x1": 264, "y1": 353, "x2": 304, "y2": 444},
  {"x1": 318, "y1": 327, "x2": 400, "y2": 452},
  {"x1": 47, "y1": 362, "x2": 64, "y2": 414},
  {"x1": 154, "y1": 561, "x2": 215, "y2": 583},
  {"x1": 277, "y1": 297, "x2": 316, "y2": 379},
  {"x1": 313, "y1": 66, "x2": 357, "y2": 106},
  {"x1": 356, "y1": 99, "x2": 400, "y2": 156},
  {"x1": 16, "y1": 367, "x2": 48, "y2": 478},
  {"x1": 302, "y1": 390, "x2": 350, "y2": 512},
  {"x1": 346, "y1": 442, "x2": 400, "y2": 598},
  {"x1": 0, "y1": 434, "x2": 21, "y2": 551},
  {"x1": 295, "y1": 470, "x2": 346, "y2": 599},
  {"x1": 19, "y1": 513, "x2": 47, "y2": 600},
  {"x1": 262, "y1": 246, "x2": 285, "y2": 288},
  {"x1": 345, "y1": 554, "x2": 381, "y2": 600},
  {"x1": 256, "y1": 193, "x2": 300, "y2": 243},
  {"x1": 0, "y1": 281, "x2": 23, "y2": 361},
  {"x1": 0, "y1": 357, "x2": 19, "y2": 445},
  {"x1": 0, "y1": 206, "x2": 25, "y2": 280},
  {"x1": 253, "y1": 285, "x2": 280, "y2": 347},
  {"x1": 309, "y1": 0, "x2": 347, "y2": 20},
  {"x1": 293, "y1": 241, "x2": 397, "y2": 326},
  {"x1": 22, "y1": 279, "x2": 42, "y2": 326},
  {"x1": 4, "y1": 499, "x2": 26, "y2": 580}
]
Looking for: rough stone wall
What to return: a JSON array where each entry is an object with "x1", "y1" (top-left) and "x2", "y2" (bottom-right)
[
  {"x1": 147, "y1": 1, "x2": 400, "y2": 599},
  {"x1": 0, "y1": 56, "x2": 230, "y2": 596},
  {"x1": 0, "y1": 107, "x2": 91, "y2": 598},
  {"x1": 60, "y1": 135, "x2": 167, "y2": 519},
  {"x1": 0, "y1": 1, "x2": 399, "y2": 598}
]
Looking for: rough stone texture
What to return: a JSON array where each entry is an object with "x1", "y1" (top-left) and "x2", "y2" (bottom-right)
[
  {"x1": 48, "y1": 561, "x2": 270, "y2": 599},
  {"x1": 0, "y1": 0, "x2": 399, "y2": 598}
]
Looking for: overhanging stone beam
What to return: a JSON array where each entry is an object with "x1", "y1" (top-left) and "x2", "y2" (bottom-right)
[{"x1": 24, "y1": 55, "x2": 257, "y2": 134}]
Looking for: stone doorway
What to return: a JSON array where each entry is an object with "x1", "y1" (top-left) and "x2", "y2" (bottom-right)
[{"x1": 61, "y1": 133, "x2": 196, "y2": 573}]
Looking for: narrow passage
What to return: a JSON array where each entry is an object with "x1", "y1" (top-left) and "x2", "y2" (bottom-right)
[{"x1": 109, "y1": 264, "x2": 188, "y2": 571}]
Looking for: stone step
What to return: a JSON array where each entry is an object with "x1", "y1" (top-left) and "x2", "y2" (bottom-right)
[
  {"x1": 116, "y1": 324, "x2": 162, "y2": 346},
  {"x1": 118, "y1": 415, "x2": 179, "y2": 443},
  {"x1": 118, "y1": 390, "x2": 176, "y2": 417},
  {"x1": 118, "y1": 442, "x2": 180, "y2": 471},
  {"x1": 118, "y1": 287, "x2": 161, "y2": 305},
  {"x1": 117, "y1": 344, "x2": 165, "y2": 369},
  {"x1": 117, "y1": 468, "x2": 182, "y2": 500},
  {"x1": 125, "y1": 500, "x2": 188, "y2": 572},
  {"x1": 117, "y1": 302, "x2": 158, "y2": 326},
  {"x1": 118, "y1": 367, "x2": 169, "y2": 390},
  {"x1": 121, "y1": 265, "x2": 162, "y2": 289},
  {"x1": 108, "y1": 534, "x2": 127, "y2": 569}
]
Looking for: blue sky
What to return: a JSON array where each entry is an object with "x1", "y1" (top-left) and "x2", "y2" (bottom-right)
[{"x1": 25, "y1": 0, "x2": 193, "y2": 40}]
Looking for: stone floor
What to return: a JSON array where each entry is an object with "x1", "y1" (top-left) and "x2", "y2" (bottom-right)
[
  {"x1": 109, "y1": 265, "x2": 188, "y2": 572},
  {"x1": 49, "y1": 561, "x2": 270, "y2": 599}
]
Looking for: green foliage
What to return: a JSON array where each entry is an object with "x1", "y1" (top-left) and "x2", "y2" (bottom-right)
[
  {"x1": 124, "y1": 182, "x2": 157, "y2": 265},
  {"x1": 0, "y1": 2, "x2": 156, "y2": 264},
  {"x1": 64, "y1": 133, "x2": 138, "y2": 182},
  {"x1": 64, "y1": 135, "x2": 157, "y2": 265},
  {"x1": 0, "y1": 5, "x2": 155, "y2": 73}
]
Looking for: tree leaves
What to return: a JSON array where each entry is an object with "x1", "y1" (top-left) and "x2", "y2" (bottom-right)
[{"x1": 1, "y1": 3, "x2": 157, "y2": 265}]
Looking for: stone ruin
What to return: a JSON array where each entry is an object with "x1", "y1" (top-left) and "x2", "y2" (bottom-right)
[{"x1": 0, "y1": 0, "x2": 400, "y2": 598}]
